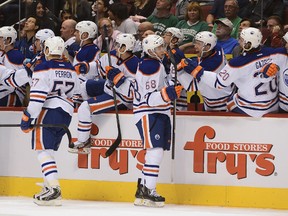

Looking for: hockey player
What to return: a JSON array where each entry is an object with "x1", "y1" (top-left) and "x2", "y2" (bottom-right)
[
  {"x1": 68, "y1": 33, "x2": 139, "y2": 154},
  {"x1": 133, "y1": 34, "x2": 183, "y2": 207},
  {"x1": 72, "y1": 20, "x2": 100, "y2": 81},
  {"x1": 177, "y1": 27, "x2": 279, "y2": 117},
  {"x1": 176, "y1": 31, "x2": 233, "y2": 111},
  {"x1": 162, "y1": 27, "x2": 187, "y2": 110},
  {"x1": 0, "y1": 26, "x2": 26, "y2": 106},
  {"x1": 276, "y1": 32, "x2": 288, "y2": 112},
  {"x1": 24, "y1": 28, "x2": 55, "y2": 71},
  {"x1": 20, "y1": 36, "x2": 79, "y2": 206}
]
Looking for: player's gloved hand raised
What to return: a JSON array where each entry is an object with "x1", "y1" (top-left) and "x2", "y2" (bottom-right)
[
  {"x1": 260, "y1": 63, "x2": 280, "y2": 78},
  {"x1": 171, "y1": 48, "x2": 185, "y2": 65},
  {"x1": 20, "y1": 109, "x2": 34, "y2": 133},
  {"x1": 177, "y1": 58, "x2": 204, "y2": 81},
  {"x1": 74, "y1": 62, "x2": 90, "y2": 75},
  {"x1": 161, "y1": 85, "x2": 184, "y2": 102},
  {"x1": 23, "y1": 63, "x2": 33, "y2": 78},
  {"x1": 105, "y1": 66, "x2": 126, "y2": 88}
]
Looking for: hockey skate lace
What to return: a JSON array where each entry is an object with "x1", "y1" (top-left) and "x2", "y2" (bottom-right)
[{"x1": 149, "y1": 189, "x2": 161, "y2": 197}]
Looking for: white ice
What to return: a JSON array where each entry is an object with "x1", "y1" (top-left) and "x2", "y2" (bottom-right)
[{"x1": 0, "y1": 197, "x2": 288, "y2": 216}]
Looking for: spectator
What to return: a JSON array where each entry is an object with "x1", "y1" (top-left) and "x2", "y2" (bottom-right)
[
  {"x1": 94, "y1": 18, "x2": 121, "y2": 53},
  {"x1": 147, "y1": 0, "x2": 179, "y2": 35},
  {"x1": 59, "y1": 9, "x2": 74, "y2": 23},
  {"x1": 214, "y1": 18, "x2": 239, "y2": 54},
  {"x1": 134, "y1": 0, "x2": 157, "y2": 18},
  {"x1": 108, "y1": 2, "x2": 138, "y2": 34},
  {"x1": 133, "y1": 21, "x2": 154, "y2": 57},
  {"x1": 175, "y1": 2, "x2": 209, "y2": 53},
  {"x1": 15, "y1": 16, "x2": 39, "y2": 60},
  {"x1": 232, "y1": 18, "x2": 254, "y2": 58},
  {"x1": 91, "y1": 0, "x2": 110, "y2": 23},
  {"x1": 211, "y1": 0, "x2": 242, "y2": 39},
  {"x1": 60, "y1": 19, "x2": 80, "y2": 58},
  {"x1": 206, "y1": 0, "x2": 248, "y2": 30},
  {"x1": 27, "y1": 0, "x2": 60, "y2": 34},
  {"x1": 248, "y1": 0, "x2": 285, "y2": 26},
  {"x1": 174, "y1": 0, "x2": 189, "y2": 20},
  {"x1": 262, "y1": 16, "x2": 285, "y2": 48},
  {"x1": 76, "y1": 0, "x2": 93, "y2": 22}
]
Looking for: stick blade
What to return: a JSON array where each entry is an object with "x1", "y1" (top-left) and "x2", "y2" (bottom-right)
[{"x1": 105, "y1": 134, "x2": 122, "y2": 157}]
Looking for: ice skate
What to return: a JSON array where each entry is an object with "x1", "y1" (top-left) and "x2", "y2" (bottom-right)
[
  {"x1": 33, "y1": 185, "x2": 62, "y2": 206},
  {"x1": 134, "y1": 178, "x2": 144, "y2": 206},
  {"x1": 68, "y1": 138, "x2": 91, "y2": 154},
  {"x1": 142, "y1": 186, "x2": 165, "y2": 207}
]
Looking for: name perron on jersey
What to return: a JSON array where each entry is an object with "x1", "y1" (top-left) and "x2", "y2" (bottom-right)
[{"x1": 28, "y1": 59, "x2": 80, "y2": 118}]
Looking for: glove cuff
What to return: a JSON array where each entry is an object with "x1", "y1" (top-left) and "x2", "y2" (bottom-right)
[{"x1": 160, "y1": 87, "x2": 170, "y2": 102}]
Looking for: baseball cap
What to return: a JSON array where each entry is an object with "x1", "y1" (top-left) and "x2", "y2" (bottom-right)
[{"x1": 215, "y1": 18, "x2": 233, "y2": 29}]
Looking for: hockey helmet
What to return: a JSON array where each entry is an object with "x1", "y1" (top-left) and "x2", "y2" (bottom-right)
[
  {"x1": 283, "y1": 32, "x2": 288, "y2": 43},
  {"x1": 142, "y1": 34, "x2": 165, "y2": 55},
  {"x1": 0, "y1": 26, "x2": 17, "y2": 44},
  {"x1": 240, "y1": 27, "x2": 262, "y2": 51},
  {"x1": 194, "y1": 31, "x2": 217, "y2": 52},
  {"x1": 115, "y1": 33, "x2": 136, "y2": 52},
  {"x1": 164, "y1": 27, "x2": 184, "y2": 41},
  {"x1": 76, "y1": 20, "x2": 97, "y2": 39},
  {"x1": 35, "y1": 29, "x2": 55, "y2": 44},
  {"x1": 44, "y1": 36, "x2": 65, "y2": 56}
]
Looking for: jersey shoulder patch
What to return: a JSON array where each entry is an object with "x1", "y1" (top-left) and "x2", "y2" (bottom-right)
[
  {"x1": 138, "y1": 58, "x2": 160, "y2": 75},
  {"x1": 124, "y1": 55, "x2": 140, "y2": 75}
]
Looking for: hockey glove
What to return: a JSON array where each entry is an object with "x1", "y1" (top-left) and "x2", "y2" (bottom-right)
[
  {"x1": 260, "y1": 63, "x2": 280, "y2": 78},
  {"x1": 171, "y1": 48, "x2": 185, "y2": 65},
  {"x1": 161, "y1": 85, "x2": 184, "y2": 102},
  {"x1": 105, "y1": 66, "x2": 126, "y2": 88},
  {"x1": 20, "y1": 109, "x2": 34, "y2": 133},
  {"x1": 23, "y1": 63, "x2": 33, "y2": 78},
  {"x1": 177, "y1": 59, "x2": 204, "y2": 82},
  {"x1": 75, "y1": 62, "x2": 90, "y2": 75}
]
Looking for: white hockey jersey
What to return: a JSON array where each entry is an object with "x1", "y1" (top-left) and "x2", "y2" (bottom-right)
[
  {"x1": 98, "y1": 50, "x2": 139, "y2": 109},
  {"x1": 0, "y1": 49, "x2": 26, "y2": 103},
  {"x1": 133, "y1": 57, "x2": 171, "y2": 124},
  {"x1": 200, "y1": 47, "x2": 279, "y2": 117},
  {"x1": 178, "y1": 45, "x2": 233, "y2": 111},
  {"x1": 73, "y1": 43, "x2": 101, "y2": 81},
  {"x1": 27, "y1": 59, "x2": 80, "y2": 118},
  {"x1": 271, "y1": 47, "x2": 288, "y2": 112}
]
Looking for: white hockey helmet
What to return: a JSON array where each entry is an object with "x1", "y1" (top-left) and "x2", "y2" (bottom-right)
[
  {"x1": 116, "y1": 33, "x2": 136, "y2": 52},
  {"x1": 194, "y1": 31, "x2": 217, "y2": 52},
  {"x1": 76, "y1": 20, "x2": 97, "y2": 39},
  {"x1": 283, "y1": 32, "x2": 288, "y2": 43},
  {"x1": 142, "y1": 34, "x2": 165, "y2": 55},
  {"x1": 35, "y1": 29, "x2": 55, "y2": 43},
  {"x1": 44, "y1": 36, "x2": 65, "y2": 56},
  {"x1": 0, "y1": 26, "x2": 17, "y2": 44},
  {"x1": 164, "y1": 27, "x2": 184, "y2": 40},
  {"x1": 240, "y1": 27, "x2": 262, "y2": 51}
]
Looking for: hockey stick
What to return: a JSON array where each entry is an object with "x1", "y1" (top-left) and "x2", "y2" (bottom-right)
[
  {"x1": 103, "y1": 24, "x2": 122, "y2": 157},
  {"x1": 167, "y1": 47, "x2": 178, "y2": 160},
  {"x1": 0, "y1": 124, "x2": 72, "y2": 147}
]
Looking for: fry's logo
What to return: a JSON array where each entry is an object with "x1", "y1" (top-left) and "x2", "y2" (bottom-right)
[
  {"x1": 77, "y1": 138, "x2": 146, "y2": 174},
  {"x1": 184, "y1": 126, "x2": 275, "y2": 179}
]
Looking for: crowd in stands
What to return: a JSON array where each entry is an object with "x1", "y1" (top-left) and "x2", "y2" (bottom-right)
[{"x1": 0, "y1": 0, "x2": 287, "y2": 114}]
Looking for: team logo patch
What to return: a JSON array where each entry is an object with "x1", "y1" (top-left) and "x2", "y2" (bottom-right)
[
  {"x1": 283, "y1": 69, "x2": 288, "y2": 86},
  {"x1": 155, "y1": 134, "x2": 160, "y2": 140}
]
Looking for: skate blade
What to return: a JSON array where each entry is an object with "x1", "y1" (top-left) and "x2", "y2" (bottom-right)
[
  {"x1": 68, "y1": 147, "x2": 90, "y2": 154},
  {"x1": 143, "y1": 199, "x2": 165, "y2": 208},
  {"x1": 33, "y1": 198, "x2": 62, "y2": 206},
  {"x1": 134, "y1": 198, "x2": 144, "y2": 206}
]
